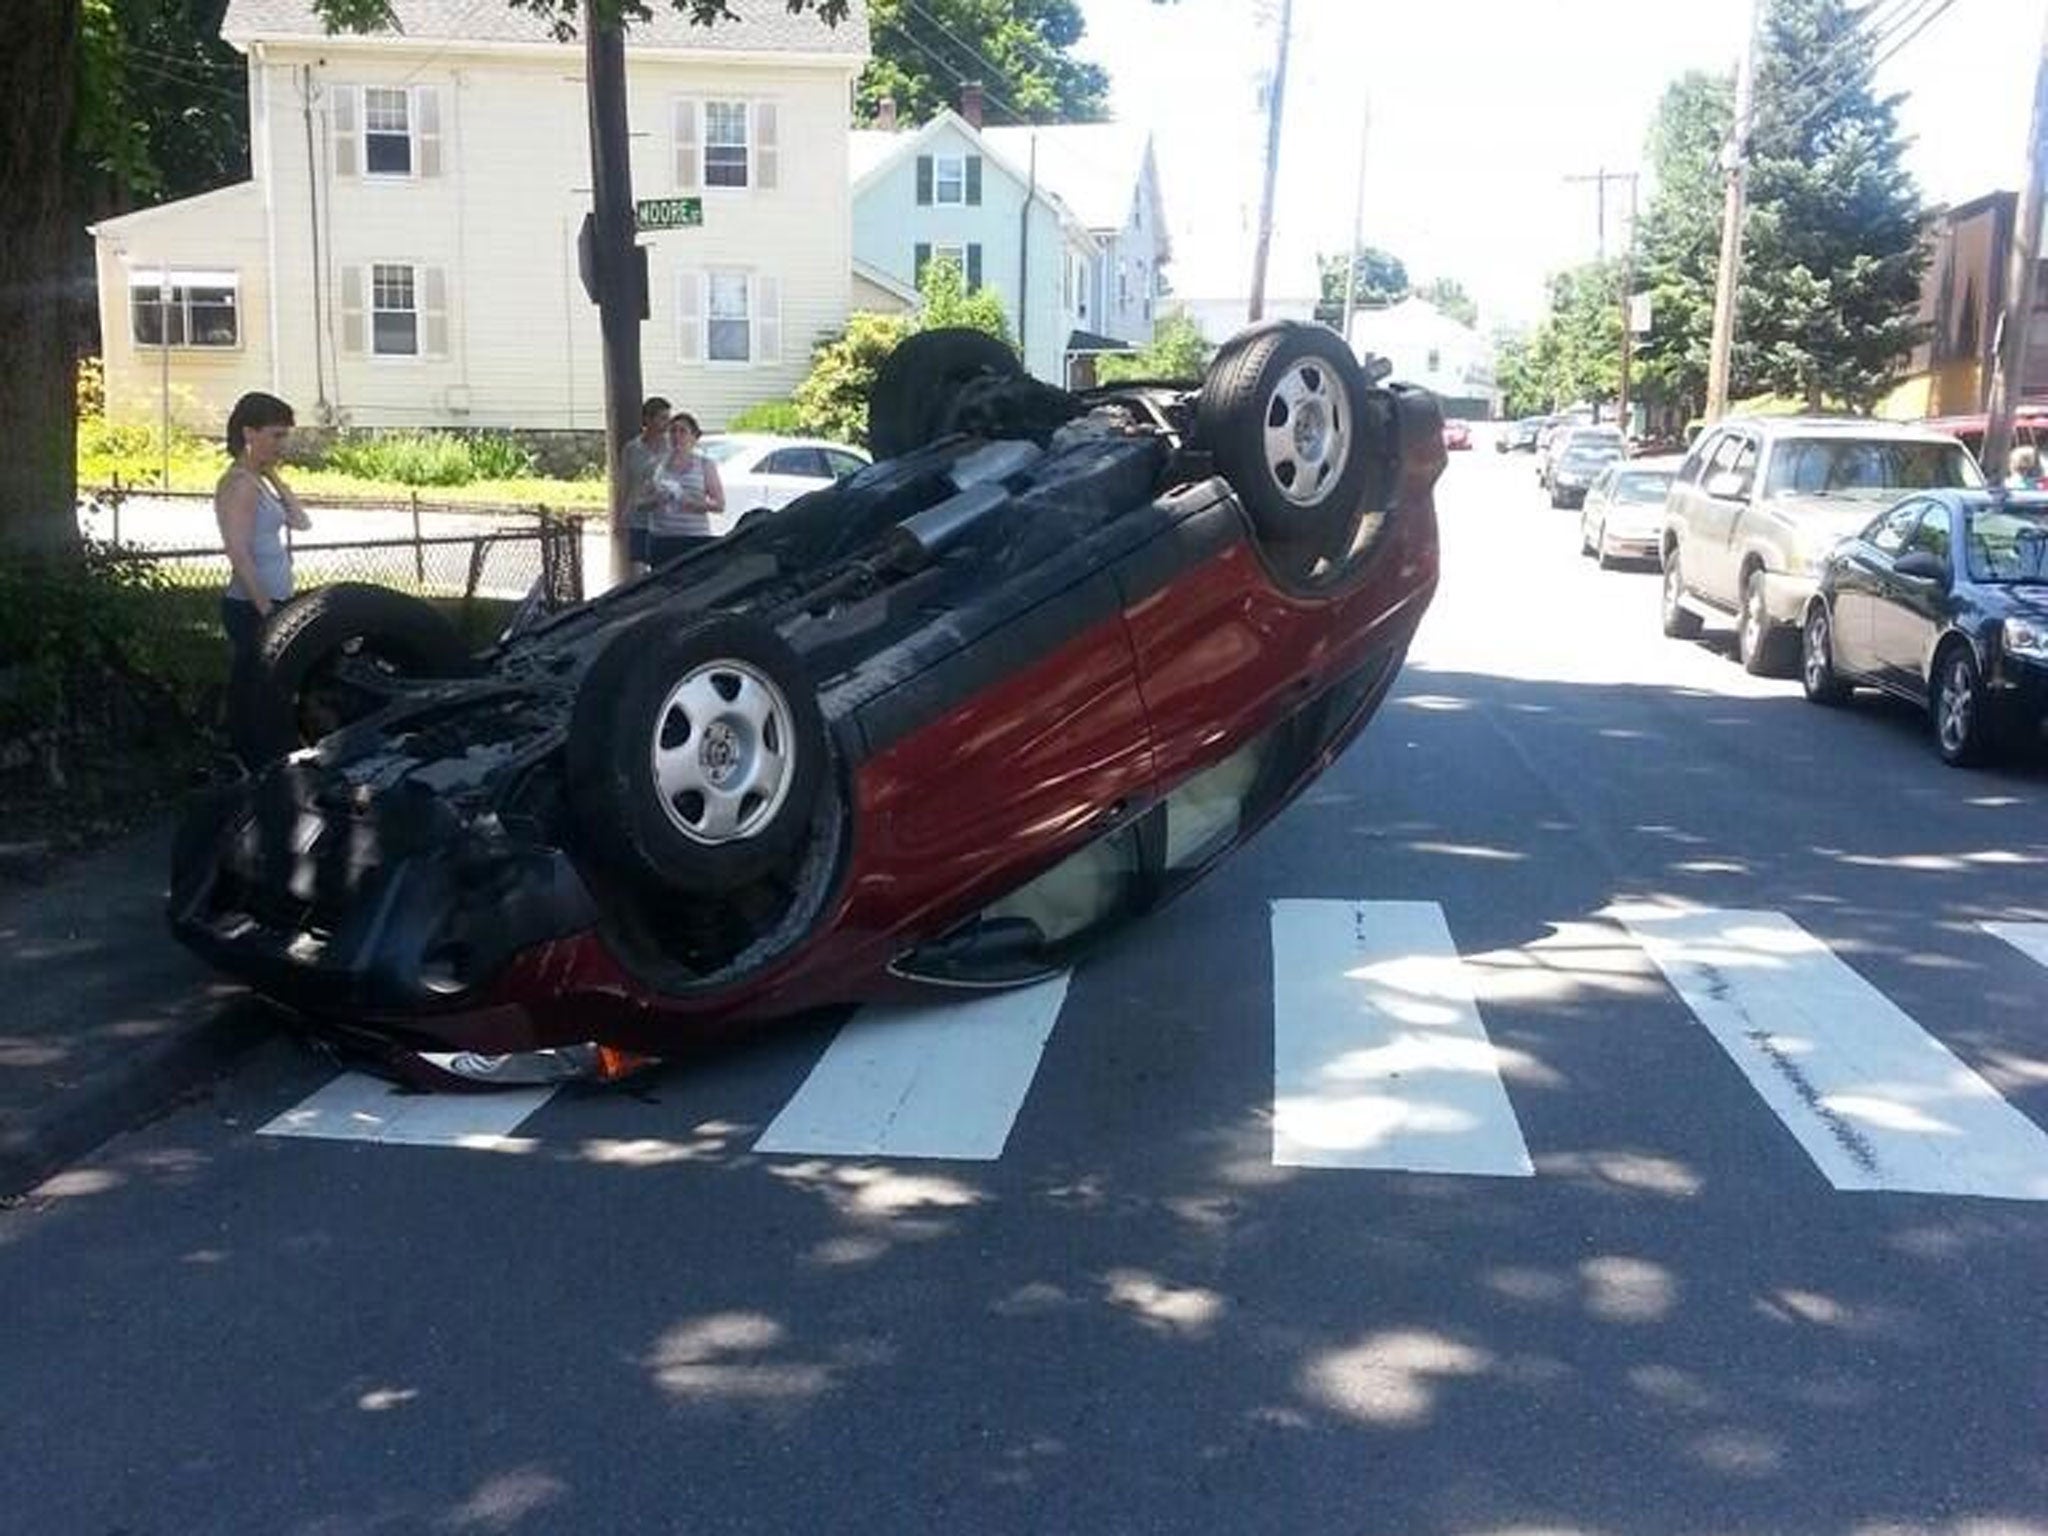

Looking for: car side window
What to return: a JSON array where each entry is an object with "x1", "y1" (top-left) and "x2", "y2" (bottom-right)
[
  {"x1": 1908, "y1": 504, "x2": 1953, "y2": 563},
  {"x1": 823, "y1": 450, "x2": 867, "y2": 480},
  {"x1": 1726, "y1": 437, "x2": 1758, "y2": 492},
  {"x1": 764, "y1": 447, "x2": 828, "y2": 478},
  {"x1": 1679, "y1": 432, "x2": 1722, "y2": 486},
  {"x1": 1869, "y1": 500, "x2": 1923, "y2": 555}
]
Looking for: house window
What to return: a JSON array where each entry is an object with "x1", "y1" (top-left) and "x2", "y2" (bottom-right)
[
  {"x1": 704, "y1": 101, "x2": 749, "y2": 188},
  {"x1": 1117, "y1": 261, "x2": 1130, "y2": 308},
  {"x1": 707, "y1": 270, "x2": 751, "y2": 361},
  {"x1": 371, "y1": 263, "x2": 419, "y2": 355},
  {"x1": 934, "y1": 155, "x2": 965, "y2": 205},
  {"x1": 128, "y1": 269, "x2": 239, "y2": 348},
  {"x1": 364, "y1": 86, "x2": 412, "y2": 176}
]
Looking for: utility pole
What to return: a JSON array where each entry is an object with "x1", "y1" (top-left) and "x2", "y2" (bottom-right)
[
  {"x1": 1705, "y1": 0, "x2": 1763, "y2": 423},
  {"x1": 1247, "y1": 0, "x2": 1293, "y2": 323},
  {"x1": 1566, "y1": 167, "x2": 1640, "y2": 424},
  {"x1": 1339, "y1": 92, "x2": 1370, "y2": 344},
  {"x1": 1983, "y1": 9, "x2": 2048, "y2": 488},
  {"x1": 585, "y1": 8, "x2": 643, "y2": 585},
  {"x1": 1617, "y1": 173, "x2": 1640, "y2": 437},
  {"x1": 1563, "y1": 166, "x2": 1630, "y2": 264}
]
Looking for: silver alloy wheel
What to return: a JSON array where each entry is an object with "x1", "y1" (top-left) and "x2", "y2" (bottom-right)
[
  {"x1": 1663, "y1": 559, "x2": 1684, "y2": 617},
  {"x1": 1261, "y1": 360, "x2": 1350, "y2": 507},
  {"x1": 649, "y1": 659, "x2": 796, "y2": 845},
  {"x1": 1937, "y1": 656, "x2": 1975, "y2": 757},
  {"x1": 1804, "y1": 608, "x2": 1832, "y2": 692},
  {"x1": 1741, "y1": 578, "x2": 1766, "y2": 661}
]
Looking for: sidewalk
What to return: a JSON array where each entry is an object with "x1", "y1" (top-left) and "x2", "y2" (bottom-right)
[{"x1": 0, "y1": 822, "x2": 269, "y2": 1199}]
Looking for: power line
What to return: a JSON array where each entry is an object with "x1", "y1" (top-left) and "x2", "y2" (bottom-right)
[
  {"x1": 874, "y1": 11, "x2": 1028, "y2": 123},
  {"x1": 1779, "y1": 0, "x2": 1962, "y2": 141},
  {"x1": 1734, "y1": 0, "x2": 1944, "y2": 139},
  {"x1": 893, "y1": 0, "x2": 1032, "y2": 119},
  {"x1": 121, "y1": 57, "x2": 247, "y2": 108}
]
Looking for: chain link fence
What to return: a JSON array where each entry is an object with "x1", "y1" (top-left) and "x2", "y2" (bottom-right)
[{"x1": 79, "y1": 482, "x2": 588, "y2": 613}]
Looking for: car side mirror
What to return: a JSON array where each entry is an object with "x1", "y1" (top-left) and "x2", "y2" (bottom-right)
[
  {"x1": 1704, "y1": 469, "x2": 1750, "y2": 501},
  {"x1": 1894, "y1": 550, "x2": 1950, "y2": 585}
]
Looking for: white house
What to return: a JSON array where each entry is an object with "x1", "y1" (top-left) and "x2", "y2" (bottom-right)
[
  {"x1": 1347, "y1": 297, "x2": 1498, "y2": 418},
  {"x1": 848, "y1": 100, "x2": 1101, "y2": 385},
  {"x1": 89, "y1": 0, "x2": 870, "y2": 434},
  {"x1": 979, "y1": 121, "x2": 1169, "y2": 359}
]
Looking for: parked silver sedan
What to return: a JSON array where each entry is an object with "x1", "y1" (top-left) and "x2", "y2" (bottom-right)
[
  {"x1": 1579, "y1": 456, "x2": 1681, "y2": 568},
  {"x1": 700, "y1": 434, "x2": 871, "y2": 533}
]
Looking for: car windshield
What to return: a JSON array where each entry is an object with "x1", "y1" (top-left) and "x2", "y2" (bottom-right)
[
  {"x1": 1966, "y1": 505, "x2": 2048, "y2": 583},
  {"x1": 1763, "y1": 437, "x2": 1982, "y2": 496},
  {"x1": 1564, "y1": 445, "x2": 1622, "y2": 467},
  {"x1": 1614, "y1": 471, "x2": 1674, "y2": 503}
]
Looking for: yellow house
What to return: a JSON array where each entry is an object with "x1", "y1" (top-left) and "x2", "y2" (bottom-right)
[{"x1": 89, "y1": 0, "x2": 871, "y2": 435}]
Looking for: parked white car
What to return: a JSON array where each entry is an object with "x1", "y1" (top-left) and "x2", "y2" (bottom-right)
[{"x1": 701, "y1": 434, "x2": 871, "y2": 532}]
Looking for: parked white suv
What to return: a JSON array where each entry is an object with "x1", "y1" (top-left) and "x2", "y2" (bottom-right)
[{"x1": 1659, "y1": 417, "x2": 1982, "y2": 674}]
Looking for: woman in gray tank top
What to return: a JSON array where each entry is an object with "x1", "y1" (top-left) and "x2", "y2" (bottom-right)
[
  {"x1": 215, "y1": 392, "x2": 310, "y2": 761},
  {"x1": 647, "y1": 411, "x2": 726, "y2": 567}
]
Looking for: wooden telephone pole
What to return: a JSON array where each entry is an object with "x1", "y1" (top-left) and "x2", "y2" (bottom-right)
[
  {"x1": 585, "y1": 7, "x2": 644, "y2": 585},
  {"x1": 1247, "y1": 0, "x2": 1293, "y2": 323},
  {"x1": 1705, "y1": 0, "x2": 1763, "y2": 423},
  {"x1": 1983, "y1": 10, "x2": 2048, "y2": 487}
]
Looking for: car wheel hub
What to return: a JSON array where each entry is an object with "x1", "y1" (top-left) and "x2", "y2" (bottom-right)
[
  {"x1": 1805, "y1": 613, "x2": 1829, "y2": 686},
  {"x1": 650, "y1": 660, "x2": 795, "y2": 845},
  {"x1": 1263, "y1": 362, "x2": 1348, "y2": 508},
  {"x1": 1940, "y1": 664, "x2": 1972, "y2": 749}
]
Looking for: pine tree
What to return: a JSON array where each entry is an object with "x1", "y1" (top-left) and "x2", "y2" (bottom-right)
[
  {"x1": 1739, "y1": 0, "x2": 1928, "y2": 410},
  {"x1": 1633, "y1": 71, "x2": 1734, "y2": 421}
]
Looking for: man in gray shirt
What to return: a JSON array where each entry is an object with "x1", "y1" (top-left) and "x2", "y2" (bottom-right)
[{"x1": 619, "y1": 395, "x2": 672, "y2": 569}]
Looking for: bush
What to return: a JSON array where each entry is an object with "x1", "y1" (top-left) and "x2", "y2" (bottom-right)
[
  {"x1": 727, "y1": 398, "x2": 805, "y2": 435},
  {"x1": 793, "y1": 313, "x2": 916, "y2": 448},
  {"x1": 1096, "y1": 311, "x2": 1214, "y2": 384},
  {"x1": 326, "y1": 430, "x2": 482, "y2": 487}
]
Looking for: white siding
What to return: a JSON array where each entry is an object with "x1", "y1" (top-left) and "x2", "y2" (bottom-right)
[
  {"x1": 93, "y1": 183, "x2": 273, "y2": 432},
  {"x1": 108, "y1": 41, "x2": 860, "y2": 432}
]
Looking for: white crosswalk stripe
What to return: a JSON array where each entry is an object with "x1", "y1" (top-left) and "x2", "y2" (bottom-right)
[
  {"x1": 1620, "y1": 906, "x2": 2048, "y2": 1202},
  {"x1": 252, "y1": 904, "x2": 2048, "y2": 1199},
  {"x1": 1983, "y1": 921, "x2": 2048, "y2": 971},
  {"x1": 1269, "y1": 899, "x2": 1533, "y2": 1175},
  {"x1": 754, "y1": 976, "x2": 1070, "y2": 1160},
  {"x1": 258, "y1": 1071, "x2": 554, "y2": 1151}
]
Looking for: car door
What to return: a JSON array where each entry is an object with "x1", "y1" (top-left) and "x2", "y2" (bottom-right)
[
  {"x1": 1830, "y1": 500, "x2": 1921, "y2": 677},
  {"x1": 750, "y1": 447, "x2": 832, "y2": 512},
  {"x1": 1694, "y1": 431, "x2": 1757, "y2": 607},
  {"x1": 1871, "y1": 501, "x2": 1958, "y2": 694},
  {"x1": 1581, "y1": 465, "x2": 1616, "y2": 548},
  {"x1": 821, "y1": 448, "x2": 869, "y2": 482}
]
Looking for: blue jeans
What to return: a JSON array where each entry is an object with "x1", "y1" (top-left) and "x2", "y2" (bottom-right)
[
  {"x1": 647, "y1": 533, "x2": 714, "y2": 566},
  {"x1": 221, "y1": 596, "x2": 269, "y2": 766}
]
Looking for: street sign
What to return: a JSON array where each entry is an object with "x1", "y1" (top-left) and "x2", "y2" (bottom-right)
[
  {"x1": 635, "y1": 196, "x2": 703, "y2": 231},
  {"x1": 1628, "y1": 292, "x2": 1654, "y2": 335}
]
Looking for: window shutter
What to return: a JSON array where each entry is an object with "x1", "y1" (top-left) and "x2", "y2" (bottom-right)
[
  {"x1": 754, "y1": 102, "x2": 778, "y2": 190},
  {"x1": 914, "y1": 242, "x2": 931, "y2": 289},
  {"x1": 673, "y1": 99, "x2": 700, "y2": 192},
  {"x1": 966, "y1": 243, "x2": 983, "y2": 293},
  {"x1": 755, "y1": 274, "x2": 781, "y2": 363},
  {"x1": 339, "y1": 265, "x2": 365, "y2": 354},
  {"x1": 915, "y1": 155, "x2": 933, "y2": 206},
  {"x1": 965, "y1": 155, "x2": 982, "y2": 206},
  {"x1": 677, "y1": 268, "x2": 702, "y2": 363},
  {"x1": 331, "y1": 85, "x2": 358, "y2": 178},
  {"x1": 422, "y1": 266, "x2": 448, "y2": 355},
  {"x1": 415, "y1": 86, "x2": 442, "y2": 178}
]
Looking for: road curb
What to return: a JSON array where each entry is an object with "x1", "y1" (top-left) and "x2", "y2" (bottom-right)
[{"x1": 0, "y1": 1001, "x2": 272, "y2": 1203}]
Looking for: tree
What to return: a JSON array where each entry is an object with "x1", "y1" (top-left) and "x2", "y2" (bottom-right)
[
  {"x1": 1738, "y1": 0, "x2": 1927, "y2": 410},
  {"x1": 860, "y1": 0, "x2": 1108, "y2": 124},
  {"x1": 1314, "y1": 246, "x2": 1408, "y2": 325},
  {"x1": 1632, "y1": 70, "x2": 1733, "y2": 422},
  {"x1": 918, "y1": 253, "x2": 1012, "y2": 341},
  {"x1": 1415, "y1": 276, "x2": 1477, "y2": 329},
  {"x1": 1494, "y1": 334, "x2": 1549, "y2": 419},
  {"x1": 1096, "y1": 309, "x2": 1213, "y2": 383},
  {"x1": 77, "y1": 0, "x2": 245, "y2": 216}
]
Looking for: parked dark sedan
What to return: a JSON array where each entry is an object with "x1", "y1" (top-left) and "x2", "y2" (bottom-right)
[
  {"x1": 1800, "y1": 490, "x2": 2048, "y2": 765},
  {"x1": 171, "y1": 323, "x2": 1446, "y2": 1087}
]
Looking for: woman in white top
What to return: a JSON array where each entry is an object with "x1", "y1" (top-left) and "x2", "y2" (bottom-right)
[
  {"x1": 215, "y1": 391, "x2": 311, "y2": 762},
  {"x1": 648, "y1": 411, "x2": 726, "y2": 566}
]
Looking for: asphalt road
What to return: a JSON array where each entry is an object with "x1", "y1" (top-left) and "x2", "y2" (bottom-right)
[{"x1": 8, "y1": 448, "x2": 2048, "y2": 1536}]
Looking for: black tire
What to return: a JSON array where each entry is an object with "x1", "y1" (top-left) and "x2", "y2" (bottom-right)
[
  {"x1": 1595, "y1": 525, "x2": 1620, "y2": 570},
  {"x1": 1738, "y1": 568, "x2": 1796, "y2": 676},
  {"x1": 1661, "y1": 550, "x2": 1702, "y2": 638},
  {"x1": 1195, "y1": 322, "x2": 1376, "y2": 582},
  {"x1": 243, "y1": 583, "x2": 473, "y2": 762},
  {"x1": 567, "y1": 612, "x2": 827, "y2": 894},
  {"x1": 1931, "y1": 643, "x2": 1995, "y2": 767},
  {"x1": 1800, "y1": 602, "x2": 1852, "y2": 705},
  {"x1": 869, "y1": 327, "x2": 1026, "y2": 460}
]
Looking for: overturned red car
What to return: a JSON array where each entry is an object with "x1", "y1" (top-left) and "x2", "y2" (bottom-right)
[{"x1": 170, "y1": 322, "x2": 1446, "y2": 1086}]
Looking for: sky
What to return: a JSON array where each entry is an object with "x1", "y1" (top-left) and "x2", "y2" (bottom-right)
[{"x1": 1072, "y1": 0, "x2": 2043, "y2": 330}]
